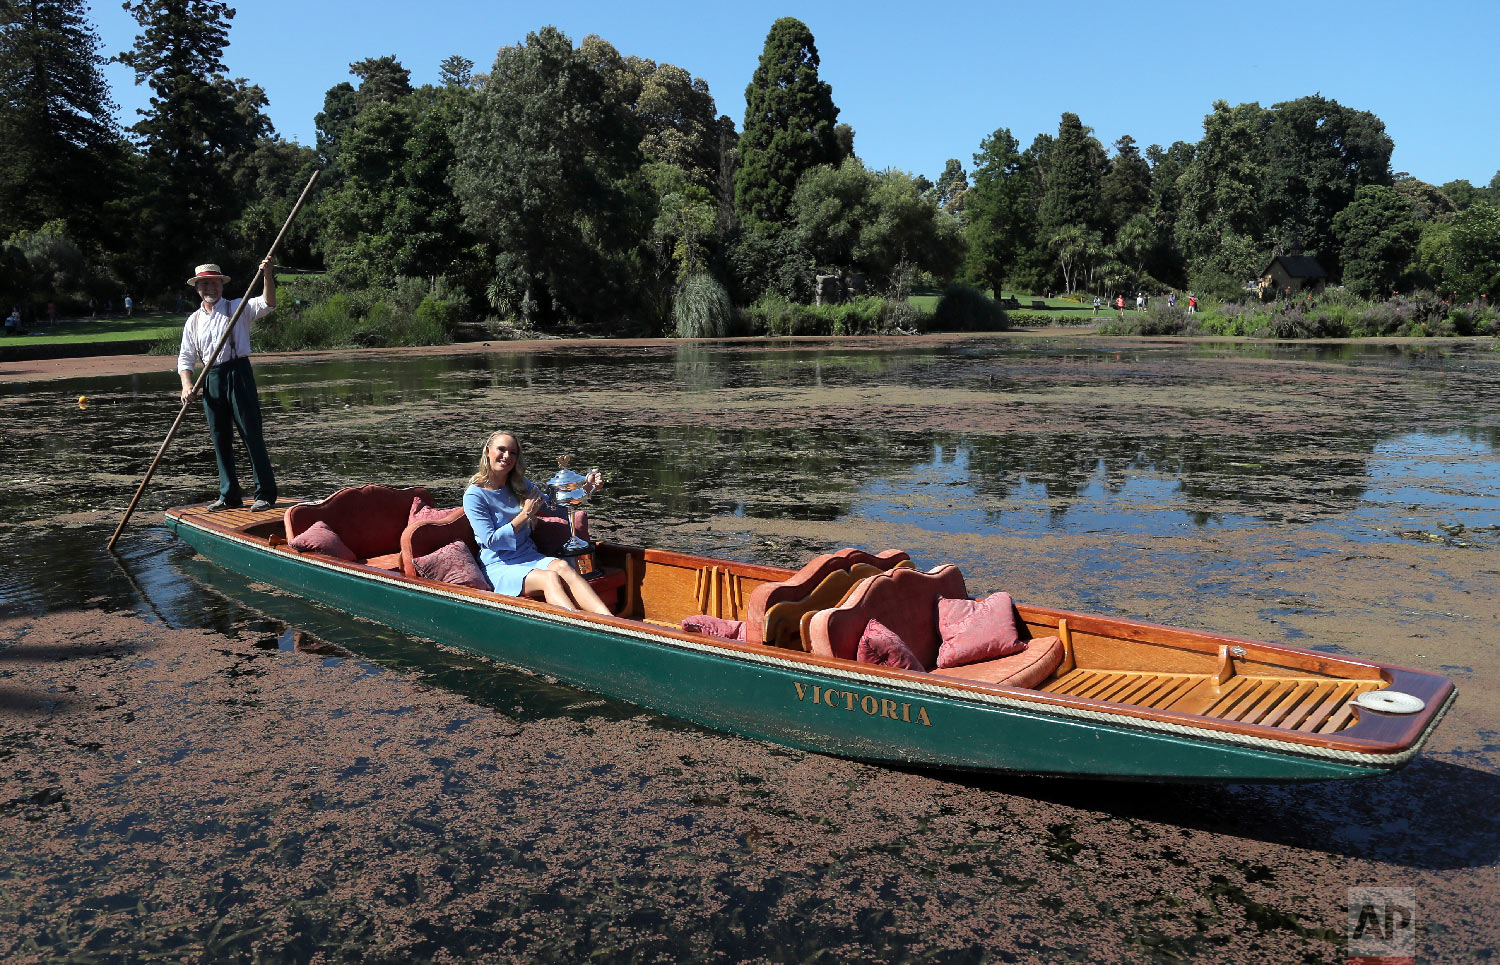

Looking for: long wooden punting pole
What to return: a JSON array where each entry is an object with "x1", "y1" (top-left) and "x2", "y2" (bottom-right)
[{"x1": 105, "y1": 170, "x2": 320, "y2": 553}]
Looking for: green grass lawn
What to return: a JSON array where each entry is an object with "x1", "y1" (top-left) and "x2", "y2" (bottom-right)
[{"x1": 2, "y1": 312, "x2": 180, "y2": 346}]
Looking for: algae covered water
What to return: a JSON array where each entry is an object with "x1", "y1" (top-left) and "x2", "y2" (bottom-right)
[{"x1": 1, "y1": 335, "x2": 1497, "y2": 962}]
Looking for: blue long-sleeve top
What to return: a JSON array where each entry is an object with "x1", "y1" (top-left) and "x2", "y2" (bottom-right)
[{"x1": 463, "y1": 482, "x2": 546, "y2": 570}]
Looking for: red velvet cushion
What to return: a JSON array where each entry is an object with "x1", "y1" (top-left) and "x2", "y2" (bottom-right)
[
  {"x1": 681, "y1": 615, "x2": 747, "y2": 641},
  {"x1": 288, "y1": 520, "x2": 356, "y2": 561},
  {"x1": 856, "y1": 618, "x2": 924, "y2": 671},
  {"x1": 409, "y1": 497, "x2": 460, "y2": 525},
  {"x1": 936, "y1": 593, "x2": 1025, "y2": 669},
  {"x1": 414, "y1": 540, "x2": 491, "y2": 590},
  {"x1": 532, "y1": 511, "x2": 590, "y2": 556}
]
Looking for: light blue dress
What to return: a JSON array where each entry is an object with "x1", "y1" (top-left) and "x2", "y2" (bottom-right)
[{"x1": 462, "y1": 483, "x2": 557, "y2": 595}]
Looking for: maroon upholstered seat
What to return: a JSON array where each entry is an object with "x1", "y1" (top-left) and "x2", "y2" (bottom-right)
[
  {"x1": 806, "y1": 565, "x2": 967, "y2": 669},
  {"x1": 744, "y1": 548, "x2": 911, "y2": 648},
  {"x1": 807, "y1": 566, "x2": 1065, "y2": 688},
  {"x1": 285, "y1": 485, "x2": 433, "y2": 564}
]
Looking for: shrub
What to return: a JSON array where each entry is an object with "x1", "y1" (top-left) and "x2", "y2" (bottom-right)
[
  {"x1": 1447, "y1": 298, "x2": 1500, "y2": 336},
  {"x1": 254, "y1": 276, "x2": 460, "y2": 351},
  {"x1": 1006, "y1": 310, "x2": 1066, "y2": 328},
  {"x1": 745, "y1": 294, "x2": 816, "y2": 336},
  {"x1": 673, "y1": 273, "x2": 733, "y2": 338},
  {"x1": 825, "y1": 295, "x2": 886, "y2": 335},
  {"x1": 931, "y1": 283, "x2": 1008, "y2": 332}
]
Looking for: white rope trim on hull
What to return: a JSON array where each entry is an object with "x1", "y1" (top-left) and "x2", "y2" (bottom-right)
[{"x1": 175, "y1": 515, "x2": 1448, "y2": 770}]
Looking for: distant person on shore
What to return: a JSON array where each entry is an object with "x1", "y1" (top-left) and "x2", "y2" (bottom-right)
[
  {"x1": 88, "y1": 296, "x2": 96, "y2": 318},
  {"x1": 46, "y1": 301, "x2": 56, "y2": 324},
  {"x1": 1092, "y1": 295, "x2": 1101, "y2": 315},
  {"x1": 124, "y1": 294, "x2": 134, "y2": 317},
  {"x1": 1188, "y1": 295, "x2": 1198, "y2": 313},
  {"x1": 176, "y1": 258, "x2": 279, "y2": 513},
  {"x1": 464, "y1": 430, "x2": 609, "y2": 613}
]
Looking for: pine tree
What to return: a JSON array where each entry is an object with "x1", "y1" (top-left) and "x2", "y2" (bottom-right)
[
  {"x1": 1100, "y1": 135, "x2": 1151, "y2": 236},
  {"x1": 734, "y1": 17, "x2": 842, "y2": 226},
  {"x1": 935, "y1": 159, "x2": 968, "y2": 211},
  {"x1": 118, "y1": 0, "x2": 273, "y2": 290},
  {"x1": 0, "y1": 0, "x2": 123, "y2": 243},
  {"x1": 1036, "y1": 113, "x2": 1106, "y2": 241},
  {"x1": 962, "y1": 128, "x2": 1034, "y2": 295}
]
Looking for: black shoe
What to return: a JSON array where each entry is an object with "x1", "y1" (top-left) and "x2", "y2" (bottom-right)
[
  {"x1": 250, "y1": 499, "x2": 274, "y2": 512},
  {"x1": 206, "y1": 498, "x2": 240, "y2": 512}
]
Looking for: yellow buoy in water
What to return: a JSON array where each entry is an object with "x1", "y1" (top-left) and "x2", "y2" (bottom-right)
[{"x1": 78, "y1": 395, "x2": 88, "y2": 409}]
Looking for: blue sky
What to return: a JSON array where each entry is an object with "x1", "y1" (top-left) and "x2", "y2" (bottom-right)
[{"x1": 93, "y1": 0, "x2": 1497, "y2": 187}]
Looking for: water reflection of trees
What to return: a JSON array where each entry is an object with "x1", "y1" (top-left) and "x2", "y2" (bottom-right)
[{"x1": 615, "y1": 422, "x2": 1389, "y2": 529}]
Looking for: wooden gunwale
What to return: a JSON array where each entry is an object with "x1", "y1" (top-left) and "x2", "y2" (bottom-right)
[{"x1": 167, "y1": 504, "x2": 1454, "y2": 761}]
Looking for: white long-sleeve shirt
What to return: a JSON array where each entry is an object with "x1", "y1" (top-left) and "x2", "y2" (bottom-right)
[{"x1": 176, "y1": 295, "x2": 272, "y2": 373}]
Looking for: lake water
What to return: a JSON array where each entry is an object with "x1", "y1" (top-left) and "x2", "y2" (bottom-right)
[{"x1": 1, "y1": 335, "x2": 1497, "y2": 961}]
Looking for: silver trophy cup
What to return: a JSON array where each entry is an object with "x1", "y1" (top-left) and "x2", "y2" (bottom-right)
[{"x1": 542, "y1": 458, "x2": 597, "y2": 573}]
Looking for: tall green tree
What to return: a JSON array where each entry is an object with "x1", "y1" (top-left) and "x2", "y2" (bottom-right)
[
  {"x1": 1175, "y1": 100, "x2": 1268, "y2": 287},
  {"x1": 581, "y1": 36, "x2": 720, "y2": 191},
  {"x1": 1036, "y1": 113, "x2": 1106, "y2": 239},
  {"x1": 0, "y1": 0, "x2": 123, "y2": 244},
  {"x1": 1100, "y1": 135, "x2": 1151, "y2": 236},
  {"x1": 1332, "y1": 184, "x2": 1420, "y2": 296},
  {"x1": 1260, "y1": 94, "x2": 1392, "y2": 270},
  {"x1": 314, "y1": 81, "x2": 357, "y2": 168},
  {"x1": 392, "y1": 82, "x2": 479, "y2": 283},
  {"x1": 1144, "y1": 140, "x2": 1193, "y2": 286},
  {"x1": 734, "y1": 17, "x2": 843, "y2": 226},
  {"x1": 321, "y1": 97, "x2": 411, "y2": 284},
  {"x1": 1442, "y1": 203, "x2": 1500, "y2": 299},
  {"x1": 350, "y1": 55, "x2": 411, "y2": 111},
  {"x1": 1439, "y1": 179, "x2": 1486, "y2": 211},
  {"x1": 962, "y1": 127, "x2": 1034, "y2": 295},
  {"x1": 935, "y1": 158, "x2": 968, "y2": 211},
  {"x1": 790, "y1": 158, "x2": 962, "y2": 286},
  {"x1": 118, "y1": 0, "x2": 272, "y2": 291},
  {"x1": 1034, "y1": 113, "x2": 1106, "y2": 291},
  {"x1": 453, "y1": 26, "x2": 646, "y2": 325},
  {"x1": 1392, "y1": 175, "x2": 1457, "y2": 224}
]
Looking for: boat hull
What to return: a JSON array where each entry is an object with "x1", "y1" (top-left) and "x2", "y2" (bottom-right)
[{"x1": 166, "y1": 514, "x2": 1449, "y2": 782}]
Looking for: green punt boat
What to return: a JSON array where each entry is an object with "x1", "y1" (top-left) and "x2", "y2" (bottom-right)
[{"x1": 164, "y1": 492, "x2": 1456, "y2": 783}]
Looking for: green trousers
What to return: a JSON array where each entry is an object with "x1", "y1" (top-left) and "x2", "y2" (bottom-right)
[{"x1": 201, "y1": 356, "x2": 276, "y2": 504}]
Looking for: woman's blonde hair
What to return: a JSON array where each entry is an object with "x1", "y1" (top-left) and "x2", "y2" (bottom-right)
[{"x1": 469, "y1": 430, "x2": 531, "y2": 498}]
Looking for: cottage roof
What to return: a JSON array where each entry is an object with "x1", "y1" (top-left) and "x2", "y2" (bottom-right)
[{"x1": 1264, "y1": 255, "x2": 1327, "y2": 279}]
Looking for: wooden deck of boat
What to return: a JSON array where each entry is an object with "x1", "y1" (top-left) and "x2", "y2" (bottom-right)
[
  {"x1": 1041, "y1": 668, "x2": 1383, "y2": 734},
  {"x1": 175, "y1": 500, "x2": 296, "y2": 532}
]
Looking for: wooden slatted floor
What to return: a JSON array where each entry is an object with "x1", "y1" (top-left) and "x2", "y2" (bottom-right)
[
  {"x1": 177, "y1": 499, "x2": 295, "y2": 531},
  {"x1": 1042, "y1": 668, "x2": 1384, "y2": 734}
]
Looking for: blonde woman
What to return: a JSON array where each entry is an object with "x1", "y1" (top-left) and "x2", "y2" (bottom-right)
[{"x1": 462, "y1": 430, "x2": 610, "y2": 614}]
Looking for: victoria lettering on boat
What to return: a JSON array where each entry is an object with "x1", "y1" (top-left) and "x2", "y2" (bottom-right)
[{"x1": 792, "y1": 680, "x2": 933, "y2": 725}]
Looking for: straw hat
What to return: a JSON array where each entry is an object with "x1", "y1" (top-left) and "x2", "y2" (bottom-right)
[{"x1": 186, "y1": 263, "x2": 230, "y2": 286}]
